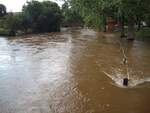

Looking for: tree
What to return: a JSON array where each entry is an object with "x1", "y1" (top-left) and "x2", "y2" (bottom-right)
[
  {"x1": 62, "y1": 1, "x2": 83, "y2": 27},
  {"x1": 0, "y1": 4, "x2": 6, "y2": 17},
  {"x1": 67, "y1": 0, "x2": 118, "y2": 31},
  {"x1": 0, "y1": 0, "x2": 62, "y2": 36},
  {"x1": 3, "y1": 13, "x2": 23, "y2": 36},
  {"x1": 66, "y1": 0, "x2": 150, "y2": 40},
  {"x1": 19, "y1": 12, "x2": 31, "y2": 33},
  {"x1": 22, "y1": 0, "x2": 62, "y2": 32},
  {"x1": 117, "y1": 0, "x2": 150, "y2": 39}
]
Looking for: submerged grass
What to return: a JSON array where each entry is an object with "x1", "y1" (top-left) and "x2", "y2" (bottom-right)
[{"x1": 136, "y1": 28, "x2": 150, "y2": 38}]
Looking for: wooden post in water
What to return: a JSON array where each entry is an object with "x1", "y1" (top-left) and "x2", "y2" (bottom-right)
[{"x1": 123, "y1": 78, "x2": 128, "y2": 86}]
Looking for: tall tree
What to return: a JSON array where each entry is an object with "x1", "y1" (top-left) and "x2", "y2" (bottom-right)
[
  {"x1": 118, "y1": 0, "x2": 150, "y2": 39},
  {"x1": 66, "y1": 0, "x2": 150, "y2": 40},
  {"x1": 62, "y1": 1, "x2": 83, "y2": 27},
  {"x1": 67, "y1": 0, "x2": 118, "y2": 31},
  {"x1": 22, "y1": 0, "x2": 62, "y2": 32}
]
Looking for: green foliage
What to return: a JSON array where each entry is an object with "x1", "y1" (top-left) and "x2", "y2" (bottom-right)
[
  {"x1": 0, "y1": 28, "x2": 9, "y2": 35},
  {"x1": 66, "y1": 0, "x2": 150, "y2": 38},
  {"x1": 67, "y1": 0, "x2": 116, "y2": 29},
  {"x1": 0, "y1": 13, "x2": 23, "y2": 35},
  {"x1": 0, "y1": 0, "x2": 62, "y2": 36},
  {"x1": 22, "y1": 0, "x2": 62, "y2": 32},
  {"x1": 62, "y1": 1, "x2": 83, "y2": 26},
  {"x1": 136, "y1": 28, "x2": 150, "y2": 38},
  {"x1": 67, "y1": 0, "x2": 150, "y2": 26}
]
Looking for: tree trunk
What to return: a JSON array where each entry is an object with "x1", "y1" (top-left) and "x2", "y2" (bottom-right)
[
  {"x1": 127, "y1": 17, "x2": 135, "y2": 40},
  {"x1": 120, "y1": 22, "x2": 125, "y2": 37},
  {"x1": 118, "y1": 13, "x2": 125, "y2": 37},
  {"x1": 147, "y1": 20, "x2": 150, "y2": 28},
  {"x1": 119, "y1": 17, "x2": 125, "y2": 37},
  {"x1": 102, "y1": 16, "x2": 107, "y2": 32},
  {"x1": 137, "y1": 21, "x2": 141, "y2": 31},
  {"x1": 137, "y1": 17, "x2": 141, "y2": 31},
  {"x1": 24, "y1": 27, "x2": 28, "y2": 34},
  {"x1": 103, "y1": 21, "x2": 107, "y2": 32}
]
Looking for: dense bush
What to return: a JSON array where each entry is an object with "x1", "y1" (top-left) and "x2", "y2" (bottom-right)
[
  {"x1": 61, "y1": 2, "x2": 83, "y2": 27},
  {"x1": 0, "y1": 0, "x2": 62, "y2": 36},
  {"x1": 22, "y1": 0, "x2": 62, "y2": 33}
]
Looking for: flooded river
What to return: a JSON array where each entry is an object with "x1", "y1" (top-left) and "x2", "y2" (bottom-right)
[{"x1": 0, "y1": 28, "x2": 150, "y2": 113}]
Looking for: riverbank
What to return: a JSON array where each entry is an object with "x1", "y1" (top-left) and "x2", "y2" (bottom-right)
[
  {"x1": 0, "y1": 27, "x2": 79, "y2": 37},
  {"x1": 0, "y1": 27, "x2": 150, "y2": 39},
  {"x1": 0, "y1": 28, "x2": 10, "y2": 36},
  {"x1": 0, "y1": 28, "x2": 59, "y2": 37}
]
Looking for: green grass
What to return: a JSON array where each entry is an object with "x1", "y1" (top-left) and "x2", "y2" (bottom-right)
[{"x1": 0, "y1": 28, "x2": 9, "y2": 36}]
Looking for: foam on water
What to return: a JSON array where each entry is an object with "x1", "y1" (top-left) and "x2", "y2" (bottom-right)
[{"x1": 103, "y1": 71, "x2": 150, "y2": 88}]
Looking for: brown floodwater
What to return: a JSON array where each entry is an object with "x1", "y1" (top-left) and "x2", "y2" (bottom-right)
[{"x1": 0, "y1": 28, "x2": 150, "y2": 113}]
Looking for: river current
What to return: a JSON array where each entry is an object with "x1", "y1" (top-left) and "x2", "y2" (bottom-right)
[{"x1": 0, "y1": 28, "x2": 150, "y2": 113}]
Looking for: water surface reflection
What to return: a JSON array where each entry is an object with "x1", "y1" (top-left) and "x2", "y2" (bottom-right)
[{"x1": 0, "y1": 28, "x2": 150, "y2": 113}]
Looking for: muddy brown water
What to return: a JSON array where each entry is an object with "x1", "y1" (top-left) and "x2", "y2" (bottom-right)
[{"x1": 0, "y1": 28, "x2": 150, "y2": 113}]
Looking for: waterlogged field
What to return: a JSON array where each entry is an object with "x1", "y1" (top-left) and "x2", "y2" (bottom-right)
[{"x1": 0, "y1": 28, "x2": 150, "y2": 113}]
